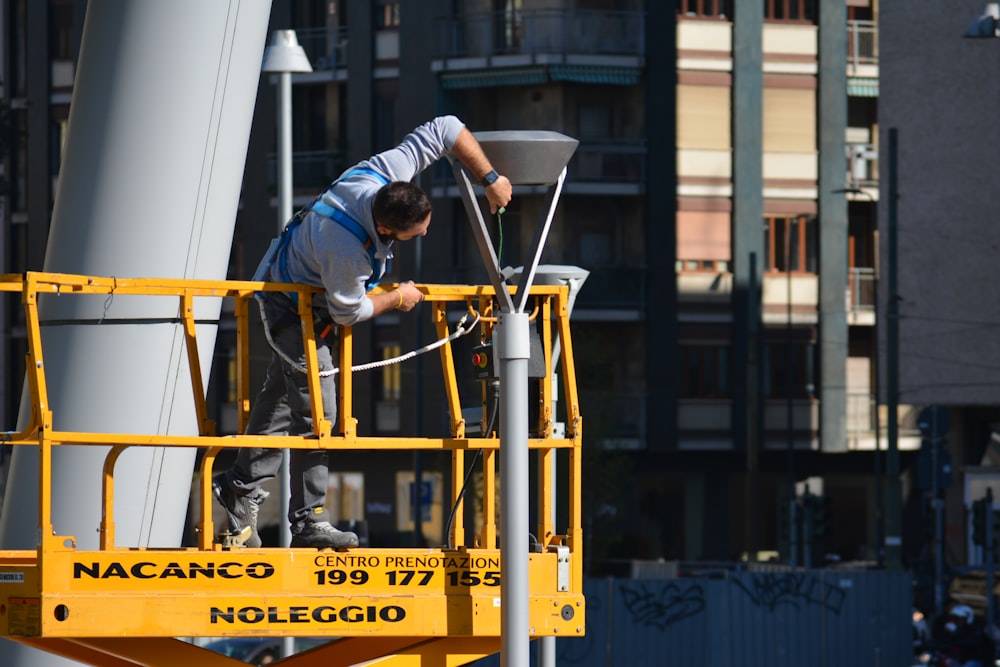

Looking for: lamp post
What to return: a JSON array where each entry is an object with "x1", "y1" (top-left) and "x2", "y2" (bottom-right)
[
  {"x1": 834, "y1": 186, "x2": 883, "y2": 568},
  {"x1": 261, "y1": 29, "x2": 311, "y2": 660},
  {"x1": 262, "y1": 30, "x2": 313, "y2": 232},
  {"x1": 885, "y1": 129, "x2": 902, "y2": 571},
  {"x1": 786, "y1": 217, "x2": 797, "y2": 567},
  {"x1": 451, "y1": 131, "x2": 578, "y2": 667}
]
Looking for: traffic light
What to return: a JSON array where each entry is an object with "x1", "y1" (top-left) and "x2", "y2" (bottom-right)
[
  {"x1": 810, "y1": 494, "x2": 832, "y2": 540},
  {"x1": 972, "y1": 498, "x2": 987, "y2": 546}
]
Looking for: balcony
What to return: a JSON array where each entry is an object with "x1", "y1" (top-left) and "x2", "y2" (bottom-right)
[
  {"x1": 846, "y1": 394, "x2": 923, "y2": 452},
  {"x1": 580, "y1": 390, "x2": 647, "y2": 450},
  {"x1": 848, "y1": 266, "x2": 875, "y2": 326},
  {"x1": 570, "y1": 267, "x2": 646, "y2": 315},
  {"x1": 566, "y1": 139, "x2": 646, "y2": 195},
  {"x1": 847, "y1": 19, "x2": 878, "y2": 95},
  {"x1": 847, "y1": 19, "x2": 877, "y2": 69},
  {"x1": 432, "y1": 9, "x2": 644, "y2": 86},
  {"x1": 266, "y1": 149, "x2": 346, "y2": 193},
  {"x1": 295, "y1": 26, "x2": 347, "y2": 80},
  {"x1": 430, "y1": 139, "x2": 646, "y2": 197},
  {"x1": 847, "y1": 141, "x2": 879, "y2": 191}
]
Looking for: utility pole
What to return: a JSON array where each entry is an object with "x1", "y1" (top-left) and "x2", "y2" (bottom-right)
[{"x1": 885, "y1": 128, "x2": 902, "y2": 570}]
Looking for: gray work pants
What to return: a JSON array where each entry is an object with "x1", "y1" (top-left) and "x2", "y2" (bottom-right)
[{"x1": 230, "y1": 291, "x2": 337, "y2": 527}]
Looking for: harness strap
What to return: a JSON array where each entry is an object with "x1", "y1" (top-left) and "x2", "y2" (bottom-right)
[{"x1": 267, "y1": 168, "x2": 391, "y2": 306}]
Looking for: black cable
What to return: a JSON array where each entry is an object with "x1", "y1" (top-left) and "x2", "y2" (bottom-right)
[{"x1": 445, "y1": 380, "x2": 500, "y2": 549}]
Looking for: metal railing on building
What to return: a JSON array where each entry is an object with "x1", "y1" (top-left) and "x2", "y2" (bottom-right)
[
  {"x1": 847, "y1": 142, "x2": 879, "y2": 189},
  {"x1": 580, "y1": 390, "x2": 647, "y2": 450},
  {"x1": 848, "y1": 266, "x2": 876, "y2": 313},
  {"x1": 293, "y1": 26, "x2": 349, "y2": 71},
  {"x1": 847, "y1": 391, "x2": 877, "y2": 447},
  {"x1": 267, "y1": 149, "x2": 346, "y2": 192},
  {"x1": 436, "y1": 9, "x2": 645, "y2": 60},
  {"x1": 569, "y1": 140, "x2": 647, "y2": 183},
  {"x1": 572, "y1": 267, "x2": 646, "y2": 310},
  {"x1": 847, "y1": 19, "x2": 877, "y2": 67}
]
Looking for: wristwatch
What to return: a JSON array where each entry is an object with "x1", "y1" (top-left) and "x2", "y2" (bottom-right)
[{"x1": 481, "y1": 169, "x2": 500, "y2": 187}]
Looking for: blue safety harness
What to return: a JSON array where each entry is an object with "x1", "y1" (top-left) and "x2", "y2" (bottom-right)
[{"x1": 258, "y1": 168, "x2": 390, "y2": 306}]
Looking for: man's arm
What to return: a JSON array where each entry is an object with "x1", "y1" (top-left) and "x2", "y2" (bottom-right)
[{"x1": 451, "y1": 128, "x2": 513, "y2": 214}]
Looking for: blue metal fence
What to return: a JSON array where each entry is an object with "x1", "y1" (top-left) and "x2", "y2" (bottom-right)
[{"x1": 472, "y1": 570, "x2": 911, "y2": 667}]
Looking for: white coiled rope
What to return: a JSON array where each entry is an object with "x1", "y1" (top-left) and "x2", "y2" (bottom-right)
[{"x1": 256, "y1": 293, "x2": 480, "y2": 377}]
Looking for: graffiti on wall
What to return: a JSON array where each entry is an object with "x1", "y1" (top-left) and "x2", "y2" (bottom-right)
[
  {"x1": 619, "y1": 581, "x2": 706, "y2": 630},
  {"x1": 733, "y1": 572, "x2": 847, "y2": 614}
]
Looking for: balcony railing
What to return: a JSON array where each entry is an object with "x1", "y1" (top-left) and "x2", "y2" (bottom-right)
[
  {"x1": 431, "y1": 140, "x2": 646, "y2": 189},
  {"x1": 266, "y1": 150, "x2": 346, "y2": 192},
  {"x1": 580, "y1": 390, "x2": 646, "y2": 450},
  {"x1": 569, "y1": 140, "x2": 647, "y2": 183},
  {"x1": 573, "y1": 267, "x2": 646, "y2": 311},
  {"x1": 435, "y1": 9, "x2": 645, "y2": 60},
  {"x1": 294, "y1": 26, "x2": 349, "y2": 71},
  {"x1": 847, "y1": 142, "x2": 878, "y2": 189},
  {"x1": 849, "y1": 266, "x2": 875, "y2": 313},
  {"x1": 847, "y1": 391, "x2": 876, "y2": 446},
  {"x1": 847, "y1": 19, "x2": 877, "y2": 68}
]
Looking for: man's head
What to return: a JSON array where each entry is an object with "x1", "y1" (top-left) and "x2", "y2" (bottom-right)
[{"x1": 373, "y1": 181, "x2": 432, "y2": 241}]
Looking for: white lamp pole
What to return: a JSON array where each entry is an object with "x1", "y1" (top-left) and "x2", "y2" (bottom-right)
[
  {"x1": 262, "y1": 29, "x2": 313, "y2": 231},
  {"x1": 261, "y1": 29, "x2": 311, "y2": 660}
]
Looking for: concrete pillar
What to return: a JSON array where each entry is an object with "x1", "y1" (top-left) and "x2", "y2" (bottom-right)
[{"x1": 0, "y1": 1, "x2": 271, "y2": 663}]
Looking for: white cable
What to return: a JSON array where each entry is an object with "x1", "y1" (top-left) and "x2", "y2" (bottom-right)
[{"x1": 256, "y1": 293, "x2": 479, "y2": 377}]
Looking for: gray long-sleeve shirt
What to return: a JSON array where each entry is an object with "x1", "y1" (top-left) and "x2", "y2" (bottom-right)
[{"x1": 279, "y1": 115, "x2": 465, "y2": 325}]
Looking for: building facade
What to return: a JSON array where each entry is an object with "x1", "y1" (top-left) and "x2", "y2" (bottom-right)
[{"x1": 3, "y1": 0, "x2": 954, "y2": 574}]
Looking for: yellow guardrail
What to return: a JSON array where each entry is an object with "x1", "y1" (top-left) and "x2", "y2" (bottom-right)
[{"x1": 0, "y1": 272, "x2": 584, "y2": 653}]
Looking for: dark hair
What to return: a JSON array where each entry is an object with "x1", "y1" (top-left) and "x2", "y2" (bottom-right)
[{"x1": 372, "y1": 181, "x2": 432, "y2": 232}]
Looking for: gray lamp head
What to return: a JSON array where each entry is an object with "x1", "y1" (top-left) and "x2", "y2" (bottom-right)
[
  {"x1": 262, "y1": 30, "x2": 313, "y2": 73},
  {"x1": 472, "y1": 131, "x2": 579, "y2": 185},
  {"x1": 965, "y1": 3, "x2": 1000, "y2": 38},
  {"x1": 510, "y1": 264, "x2": 589, "y2": 313}
]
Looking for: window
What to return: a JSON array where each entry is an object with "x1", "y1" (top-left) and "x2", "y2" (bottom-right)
[
  {"x1": 49, "y1": 0, "x2": 75, "y2": 60},
  {"x1": 762, "y1": 342, "x2": 816, "y2": 399},
  {"x1": 494, "y1": 0, "x2": 523, "y2": 53},
  {"x1": 680, "y1": 344, "x2": 732, "y2": 398},
  {"x1": 579, "y1": 106, "x2": 611, "y2": 139},
  {"x1": 764, "y1": 0, "x2": 817, "y2": 22},
  {"x1": 679, "y1": 0, "x2": 732, "y2": 18},
  {"x1": 676, "y1": 259, "x2": 730, "y2": 272},
  {"x1": 375, "y1": 2, "x2": 399, "y2": 29},
  {"x1": 764, "y1": 215, "x2": 816, "y2": 273}
]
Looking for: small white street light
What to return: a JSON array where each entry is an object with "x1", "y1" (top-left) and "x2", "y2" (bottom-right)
[
  {"x1": 261, "y1": 31, "x2": 311, "y2": 661},
  {"x1": 262, "y1": 29, "x2": 313, "y2": 231}
]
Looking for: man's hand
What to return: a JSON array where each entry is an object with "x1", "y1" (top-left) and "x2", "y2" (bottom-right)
[
  {"x1": 485, "y1": 176, "x2": 512, "y2": 214},
  {"x1": 373, "y1": 281, "x2": 424, "y2": 316},
  {"x1": 451, "y1": 127, "x2": 514, "y2": 214},
  {"x1": 395, "y1": 280, "x2": 424, "y2": 312}
]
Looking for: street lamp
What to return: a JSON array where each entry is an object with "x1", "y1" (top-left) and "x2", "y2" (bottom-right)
[
  {"x1": 262, "y1": 29, "x2": 313, "y2": 230},
  {"x1": 451, "y1": 131, "x2": 578, "y2": 667},
  {"x1": 261, "y1": 30, "x2": 311, "y2": 661}
]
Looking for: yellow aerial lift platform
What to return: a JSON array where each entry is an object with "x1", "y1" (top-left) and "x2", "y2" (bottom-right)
[{"x1": 0, "y1": 272, "x2": 584, "y2": 666}]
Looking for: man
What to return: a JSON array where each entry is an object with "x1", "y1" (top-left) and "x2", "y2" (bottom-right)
[{"x1": 214, "y1": 116, "x2": 512, "y2": 548}]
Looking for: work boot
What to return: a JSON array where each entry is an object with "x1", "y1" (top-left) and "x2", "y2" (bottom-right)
[
  {"x1": 213, "y1": 472, "x2": 268, "y2": 548},
  {"x1": 291, "y1": 508, "x2": 359, "y2": 549}
]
